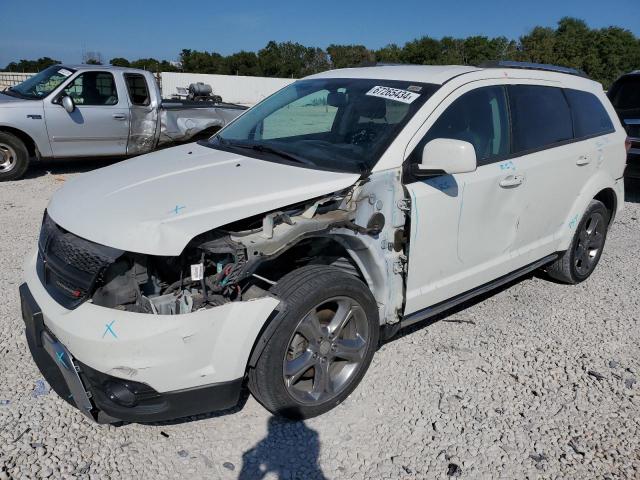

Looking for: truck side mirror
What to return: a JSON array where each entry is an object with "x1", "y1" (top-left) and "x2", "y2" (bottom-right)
[
  {"x1": 61, "y1": 95, "x2": 75, "y2": 113},
  {"x1": 412, "y1": 138, "x2": 477, "y2": 177}
]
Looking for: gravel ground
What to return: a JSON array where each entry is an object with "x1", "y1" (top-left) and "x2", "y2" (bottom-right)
[{"x1": 1, "y1": 161, "x2": 639, "y2": 479}]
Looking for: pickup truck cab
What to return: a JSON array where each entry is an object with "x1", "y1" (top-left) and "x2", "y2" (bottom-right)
[
  {"x1": 0, "y1": 65, "x2": 246, "y2": 181},
  {"x1": 20, "y1": 62, "x2": 626, "y2": 423}
]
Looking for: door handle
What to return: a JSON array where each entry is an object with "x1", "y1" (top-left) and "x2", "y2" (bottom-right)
[
  {"x1": 576, "y1": 155, "x2": 591, "y2": 166},
  {"x1": 112, "y1": 113, "x2": 127, "y2": 120},
  {"x1": 499, "y1": 174, "x2": 525, "y2": 188}
]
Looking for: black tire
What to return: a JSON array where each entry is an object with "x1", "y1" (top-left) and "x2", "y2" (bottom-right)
[
  {"x1": 0, "y1": 131, "x2": 29, "y2": 181},
  {"x1": 545, "y1": 200, "x2": 611, "y2": 284},
  {"x1": 248, "y1": 265, "x2": 379, "y2": 419}
]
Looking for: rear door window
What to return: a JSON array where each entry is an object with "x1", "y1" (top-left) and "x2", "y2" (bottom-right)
[
  {"x1": 412, "y1": 86, "x2": 510, "y2": 166},
  {"x1": 124, "y1": 74, "x2": 151, "y2": 106},
  {"x1": 564, "y1": 89, "x2": 615, "y2": 139},
  {"x1": 508, "y1": 85, "x2": 573, "y2": 153}
]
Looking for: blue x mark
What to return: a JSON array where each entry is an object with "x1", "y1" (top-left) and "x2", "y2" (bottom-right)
[
  {"x1": 172, "y1": 205, "x2": 186, "y2": 215},
  {"x1": 103, "y1": 320, "x2": 118, "y2": 339},
  {"x1": 56, "y1": 351, "x2": 68, "y2": 369}
]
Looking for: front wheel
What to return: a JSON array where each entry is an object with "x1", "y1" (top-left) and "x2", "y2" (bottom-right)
[
  {"x1": 248, "y1": 265, "x2": 379, "y2": 419},
  {"x1": 0, "y1": 132, "x2": 29, "y2": 181}
]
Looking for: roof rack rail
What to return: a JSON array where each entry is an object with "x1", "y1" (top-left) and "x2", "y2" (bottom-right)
[{"x1": 479, "y1": 60, "x2": 589, "y2": 78}]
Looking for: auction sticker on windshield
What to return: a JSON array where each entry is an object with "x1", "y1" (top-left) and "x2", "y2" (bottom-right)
[
  {"x1": 58, "y1": 68, "x2": 73, "y2": 77},
  {"x1": 366, "y1": 86, "x2": 420, "y2": 104}
]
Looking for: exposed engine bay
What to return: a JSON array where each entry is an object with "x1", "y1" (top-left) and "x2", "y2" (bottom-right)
[{"x1": 41, "y1": 171, "x2": 408, "y2": 325}]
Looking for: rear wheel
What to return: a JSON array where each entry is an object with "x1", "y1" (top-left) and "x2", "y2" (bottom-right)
[
  {"x1": 545, "y1": 200, "x2": 610, "y2": 284},
  {"x1": 248, "y1": 265, "x2": 379, "y2": 419},
  {"x1": 0, "y1": 132, "x2": 29, "y2": 181}
]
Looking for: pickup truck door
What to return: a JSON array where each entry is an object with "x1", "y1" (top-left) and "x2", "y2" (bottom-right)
[
  {"x1": 43, "y1": 70, "x2": 130, "y2": 157},
  {"x1": 403, "y1": 83, "x2": 531, "y2": 315},
  {"x1": 123, "y1": 72, "x2": 159, "y2": 155}
]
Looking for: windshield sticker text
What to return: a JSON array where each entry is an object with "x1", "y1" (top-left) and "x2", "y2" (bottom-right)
[
  {"x1": 58, "y1": 68, "x2": 72, "y2": 77},
  {"x1": 366, "y1": 86, "x2": 420, "y2": 104}
]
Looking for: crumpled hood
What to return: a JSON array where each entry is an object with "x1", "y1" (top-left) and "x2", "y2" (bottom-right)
[{"x1": 47, "y1": 143, "x2": 360, "y2": 256}]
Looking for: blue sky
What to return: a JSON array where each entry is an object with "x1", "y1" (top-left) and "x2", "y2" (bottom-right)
[{"x1": 1, "y1": 0, "x2": 638, "y2": 67}]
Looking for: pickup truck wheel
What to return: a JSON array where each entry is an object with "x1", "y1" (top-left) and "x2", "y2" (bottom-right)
[
  {"x1": 0, "y1": 132, "x2": 29, "y2": 181},
  {"x1": 545, "y1": 200, "x2": 610, "y2": 284},
  {"x1": 248, "y1": 265, "x2": 379, "y2": 419}
]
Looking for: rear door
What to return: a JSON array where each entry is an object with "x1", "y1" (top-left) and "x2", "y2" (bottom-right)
[
  {"x1": 124, "y1": 73, "x2": 159, "y2": 155},
  {"x1": 44, "y1": 71, "x2": 130, "y2": 157}
]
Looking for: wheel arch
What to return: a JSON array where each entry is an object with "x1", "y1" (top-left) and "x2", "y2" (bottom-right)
[
  {"x1": 246, "y1": 235, "x2": 383, "y2": 370},
  {"x1": 557, "y1": 172, "x2": 620, "y2": 251},
  {"x1": 0, "y1": 126, "x2": 39, "y2": 159}
]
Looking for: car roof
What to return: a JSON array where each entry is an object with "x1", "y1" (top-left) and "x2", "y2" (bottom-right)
[
  {"x1": 306, "y1": 65, "x2": 480, "y2": 85},
  {"x1": 305, "y1": 64, "x2": 601, "y2": 88}
]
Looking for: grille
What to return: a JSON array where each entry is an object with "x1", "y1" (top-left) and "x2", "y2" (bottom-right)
[{"x1": 37, "y1": 213, "x2": 122, "y2": 309}]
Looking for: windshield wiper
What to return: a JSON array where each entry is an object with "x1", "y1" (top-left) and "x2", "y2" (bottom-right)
[{"x1": 221, "y1": 140, "x2": 315, "y2": 166}]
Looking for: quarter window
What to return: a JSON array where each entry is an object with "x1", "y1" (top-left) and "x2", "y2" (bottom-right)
[
  {"x1": 124, "y1": 74, "x2": 151, "y2": 106},
  {"x1": 508, "y1": 85, "x2": 572, "y2": 153},
  {"x1": 564, "y1": 89, "x2": 614, "y2": 139},
  {"x1": 412, "y1": 86, "x2": 510, "y2": 166},
  {"x1": 63, "y1": 72, "x2": 118, "y2": 106}
]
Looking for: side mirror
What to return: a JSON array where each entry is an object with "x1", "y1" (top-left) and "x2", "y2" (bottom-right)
[
  {"x1": 61, "y1": 95, "x2": 75, "y2": 113},
  {"x1": 412, "y1": 138, "x2": 477, "y2": 177}
]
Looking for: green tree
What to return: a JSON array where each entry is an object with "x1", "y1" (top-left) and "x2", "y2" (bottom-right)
[
  {"x1": 400, "y1": 36, "x2": 441, "y2": 64},
  {"x1": 326, "y1": 44, "x2": 375, "y2": 69},
  {"x1": 375, "y1": 44, "x2": 403, "y2": 63},
  {"x1": 225, "y1": 51, "x2": 261, "y2": 76},
  {"x1": 3, "y1": 57, "x2": 60, "y2": 72},
  {"x1": 109, "y1": 57, "x2": 131, "y2": 67}
]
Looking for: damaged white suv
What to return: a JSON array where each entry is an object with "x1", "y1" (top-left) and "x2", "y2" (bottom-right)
[{"x1": 21, "y1": 62, "x2": 626, "y2": 423}]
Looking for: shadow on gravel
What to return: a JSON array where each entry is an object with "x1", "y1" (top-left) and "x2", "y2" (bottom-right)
[
  {"x1": 625, "y1": 178, "x2": 640, "y2": 204},
  {"x1": 23, "y1": 157, "x2": 123, "y2": 180},
  {"x1": 238, "y1": 415, "x2": 326, "y2": 480}
]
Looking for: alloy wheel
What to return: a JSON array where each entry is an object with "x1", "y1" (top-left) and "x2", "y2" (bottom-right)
[
  {"x1": 574, "y1": 211, "x2": 606, "y2": 276},
  {"x1": 282, "y1": 296, "x2": 370, "y2": 405}
]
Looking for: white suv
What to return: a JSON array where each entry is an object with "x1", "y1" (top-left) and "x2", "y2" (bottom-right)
[{"x1": 20, "y1": 62, "x2": 626, "y2": 423}]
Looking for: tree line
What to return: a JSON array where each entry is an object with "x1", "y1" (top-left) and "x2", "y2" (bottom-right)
[{"x1": 3, "y1": 18, "x2": 639, "y2": 88}]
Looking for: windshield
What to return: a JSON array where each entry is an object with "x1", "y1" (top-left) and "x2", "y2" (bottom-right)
[
  {"x1": 5, "y1": 65, "x2": 75, "y2": 100},
  {"x1": 209, "y1": 78, "x2": 438, "y2": 173}
]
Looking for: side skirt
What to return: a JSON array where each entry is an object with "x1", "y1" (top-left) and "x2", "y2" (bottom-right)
[{"x1": 393, "y1": 253, "x2": 559, "y2": 334}]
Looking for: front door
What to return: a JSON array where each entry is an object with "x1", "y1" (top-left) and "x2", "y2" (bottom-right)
[
  {"x1": 404, "y1": 84, "x2": 530, "y2": 314},
  {"x1": 44, "y1": 71, "x2": 129, "y2": 157}
]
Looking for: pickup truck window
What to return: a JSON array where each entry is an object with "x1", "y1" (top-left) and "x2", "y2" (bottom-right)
[
  {"x1": 212, "y1": 78, "x2": 438, "y2": 174},
  {"x1": 124, "y1": 73, "x2": 150, "y2": 106},
  {"x1": 4, "y1": 65, "x2": 75, "y2": 100},
  {"x1": 63, "y1": 72, "x2": 118, "y2": 106}
]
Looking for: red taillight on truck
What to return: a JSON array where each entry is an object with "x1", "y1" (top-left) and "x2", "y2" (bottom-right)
[{"x1": 626, "y1": 137, "x2": 632, "y2": 153}]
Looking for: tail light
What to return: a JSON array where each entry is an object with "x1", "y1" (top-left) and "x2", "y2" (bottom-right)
[{"x1": 625, "y1": 137, "x2": 632, "y2": 153}]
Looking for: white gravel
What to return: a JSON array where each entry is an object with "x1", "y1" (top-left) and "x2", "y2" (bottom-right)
[{"x1": 1, "y1": 161, "x2": 639, "y2": 479}]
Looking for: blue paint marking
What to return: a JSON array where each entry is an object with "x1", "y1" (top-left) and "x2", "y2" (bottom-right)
[
  {"x1": 499, "y1": 161, "x2": 515, "y2": 171},
  {"x1": 172, "y1": 205, "x2": 186, "y2": 215},
  {"x1": 55, "y1": 351, "x2": 68, "y2": 369},
  {"x1": 103, "y1": 320, "x2": 118, "y2": 339},
  {"x1": 568, "y1": 214, "x2": 579, "y2": 229}
]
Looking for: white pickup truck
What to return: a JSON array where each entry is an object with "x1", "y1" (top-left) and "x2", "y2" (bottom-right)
[{"x1": 0, "y1": 65, "x2": 247, "y2": 180}]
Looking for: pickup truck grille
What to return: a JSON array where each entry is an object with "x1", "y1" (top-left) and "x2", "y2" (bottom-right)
[{"x1": 37, "y1": 213, "x2": 122, "y2": 309}]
